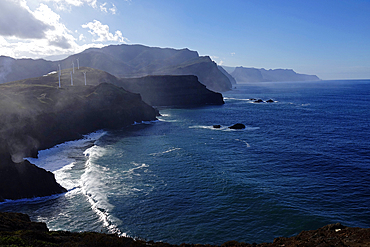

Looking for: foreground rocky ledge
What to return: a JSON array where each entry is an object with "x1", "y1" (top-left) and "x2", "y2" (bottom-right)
[{"x1": 0, "y1": 212, "x2": 369, "y2": 247}]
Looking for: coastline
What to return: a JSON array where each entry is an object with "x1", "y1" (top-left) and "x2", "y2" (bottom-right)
[{"x1": 1, "y1": 212, "x2": 370, "y2": 246}]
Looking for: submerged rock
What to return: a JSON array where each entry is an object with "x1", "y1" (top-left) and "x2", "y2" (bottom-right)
[{"x1": 228, "y1": 123, "x2": 246, "y2": 129}]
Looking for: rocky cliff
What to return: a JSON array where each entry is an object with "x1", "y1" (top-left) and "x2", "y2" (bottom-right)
[
  {"x1": 218, "y1": 66, "x2": 237, "y2": 85},
  {"x1": 0, "y1": 68, "x2": 157, "y2": 201},
  {"x1": 0, "y1": 44, "x2": 233, "y2": 92},
  {"x1": 116, "y1": 75, "x2": 224, "y2": 107},
  {"x1": 229, "y1": 66, "x2": 320, "y2": 83}
]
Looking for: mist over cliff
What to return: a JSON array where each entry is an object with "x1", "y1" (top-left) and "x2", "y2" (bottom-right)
[{"x1": 0, "y1": 67, "x2": 158, "y2": 201}]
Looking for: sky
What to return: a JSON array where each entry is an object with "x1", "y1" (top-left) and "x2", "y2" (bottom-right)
[{"x1": 0, "y1": 0, "x2": 369, "y2": 80}]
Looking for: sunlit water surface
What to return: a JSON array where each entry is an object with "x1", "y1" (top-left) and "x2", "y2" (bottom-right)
[{"x1": 1, "y1": 80, "x2": 369, "y2": 245}]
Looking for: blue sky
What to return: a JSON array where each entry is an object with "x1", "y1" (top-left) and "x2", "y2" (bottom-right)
[{"x1": 0, "y1": 0, "x2": 369, "y2": 80}]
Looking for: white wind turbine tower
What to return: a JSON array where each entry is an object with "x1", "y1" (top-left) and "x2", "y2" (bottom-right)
[
  {"x1": 76, "y1": 58, "x2": 80, "y2": 70},
  {"x1": 70, "y1": 71, "x2": 73, "y2": 86},
  {"x1": 83, "y1": 71, "x2": 87, "y2": 86},
  {"x1": 72, "y1": 61, "x2": 75, "y2": 74},
  {"x1": 58, "y1": 64, "x2": 61, "y2": 88}
]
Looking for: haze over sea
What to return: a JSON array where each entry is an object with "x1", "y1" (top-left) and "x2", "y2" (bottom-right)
[{"x1": 1, "y1": 80, "x2": 369, "y2": 245}]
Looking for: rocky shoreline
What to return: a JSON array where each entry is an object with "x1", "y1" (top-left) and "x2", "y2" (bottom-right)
[
  {"x1": 0, "y1": 67, "x2": 228, "y2": 201},
  {"x1": 0, "y1": 212, "x2": 369, "y2": 246},
  {"x1": 0, "y1": 69, "x2": 158, "y2": 201}
]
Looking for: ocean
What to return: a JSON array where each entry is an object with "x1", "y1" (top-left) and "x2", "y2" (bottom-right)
[{"x1": 1, "y1": 80, "x2": 369, "y2": 245}]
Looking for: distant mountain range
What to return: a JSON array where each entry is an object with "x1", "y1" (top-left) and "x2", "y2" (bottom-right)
[
  {"x1": 0, "y1": 44, "x2": 321, "y2": 94},
  {"x1": 0, "y1": 44, "x2": 232, "y2": 92},
  {"x1": 223, "y1": 66, "x2": 320, "y2": 83}
]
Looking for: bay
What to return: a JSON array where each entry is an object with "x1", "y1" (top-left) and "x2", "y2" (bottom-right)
[{"x1": 1, "y1": 80, "x2": 369, "y2": 244}]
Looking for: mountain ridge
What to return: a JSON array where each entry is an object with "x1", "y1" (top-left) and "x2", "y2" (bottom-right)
[
  {"x1": 0, "y1": 44, "x2": 233, "y2": 92},
  {"x1": 224, "y1": 66, "x2": 320, "y2": 83}
]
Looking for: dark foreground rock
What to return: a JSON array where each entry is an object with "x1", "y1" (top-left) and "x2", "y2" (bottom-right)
[
  {"x1": 0, "y1": 155, "x2": 67, "y2": 201},
  {"x1": 1, "y1": 212, "x2": 370, "y2": 247},
  {"x1": 0, "y1": 68, "x2": 157, "y2": 201}
]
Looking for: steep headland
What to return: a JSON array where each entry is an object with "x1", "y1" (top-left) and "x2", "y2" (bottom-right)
[
  {"x1": 227, "y1": 66, "x2": 320, "y2": 83},
  {"x1": 1, "y1": 212, "x2": 369, "y2": 246},
  {"x1": 116, "y1": 75, "x2": 224, "y2": 107},
  {"x1": 0, "y1": 44, "x2": 233, "y2": 92},
  {"x1": 54, "y1": 67, "x2": 225, "y2": 107},
  {"x1": 218, "y1": 65, "x2": 237, "y2": 85},
  {"x1": 0, "y1": 68, "x2": 157, "y2": 201}
]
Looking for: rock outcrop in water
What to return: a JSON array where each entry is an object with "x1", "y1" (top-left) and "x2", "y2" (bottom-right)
[
  {"x1": 228, "y1": 123, "x2": 246, "y2": 129},
  {"x1": 0, "y1": 68, "x2": 157, "y2": 201},
  {"x1": 1, "y1": 212, "x2": 369, "y2": 246}
]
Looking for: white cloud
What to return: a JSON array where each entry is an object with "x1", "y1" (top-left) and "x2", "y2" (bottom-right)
[
  {"x1": 231, "y1": 52, "x2": 236, "y2": 56},
  {"x1": 79, "y1": 34, "x2": 85, "y2": 41},
  {"x1": 0, "y1": 1, "x2": 126, "y2": 59},
  {"x1": 0, "y1": 0, "x2": 52, "y2": 39},
  {"x1": 33, "y1": 3, "x2": 75, "y2": 49},
  {"x1": 98, "y1": 2, "x2": 117, "y2": 14},
  {"x1": 99, "y1": 2, "x2": 107, "y2": 12},
  {"x1": 210, "y1": 55, "x2": 224, "y2": 66},
  {"x1": 109, "y1": 3, "x2": 117, "y2": 14},
  {"x1": 82, "y1": 20, "x2": 128, "y2": 42},
  {"x1": 41, "y1": 0, "x2": 117, "y2": 13}
]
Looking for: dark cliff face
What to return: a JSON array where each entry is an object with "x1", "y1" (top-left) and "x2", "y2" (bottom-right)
[
  {"x1": 0, "y1": 44, "x2": 233, "y2": 92},
  {"x1": 230, "y1": 66, "x2": 320, "y2": 83},
  {"x1": 0, "y1": 68, "x2": 157, "y2": 201},
  {"x1": 116, "y1": 75, "x2": 225, "y2": 107}
]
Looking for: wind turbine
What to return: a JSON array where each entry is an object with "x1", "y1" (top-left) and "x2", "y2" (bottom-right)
[
  {"x1": 72, "y1": 61, "x2": 75, "y2": 74},
  {"x1": 83, "y1": 71, "x2": 87, "y2": 86},
  {"x1": 70, "y1": 71, "x2": 73, "y2": 86},
  {"x1": 76, "y1": 58, "x2": 80, "y2": 70},
  {"x1": 58, "y1": 64, "x2": 61, "y2": 88}
]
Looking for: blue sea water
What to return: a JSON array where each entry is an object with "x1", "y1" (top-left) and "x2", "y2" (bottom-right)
[{"x1": 1, "y1": 80, "x2": 369, "y2": 244}]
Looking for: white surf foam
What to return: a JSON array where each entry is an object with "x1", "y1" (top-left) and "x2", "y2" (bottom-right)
[
  {"x1": 150, "y1": 147, "x2": 182, "y2": 156},
  {"x1": 189, "y1": 125, "x2": 260, "y2": 131},
  {"x1": 25, "y1": 130, "x2": 107, "y2": 172},
  {"x1": 235, "y1": 138, "x2": 251, "y2": 147},
  {"x1": 80, "y1": 145, "x2": 125, "y2": 236},
  {"x1": 0, "y1": 193, "x2": 64, "y2": 205},
  {"x1": 224, "y1": 97, "x2": 254, "y2": 101}
]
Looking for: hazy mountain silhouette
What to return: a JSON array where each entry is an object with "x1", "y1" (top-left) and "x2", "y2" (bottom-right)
[
  {"x1": 226, "y1": 66, "x2": 320, "y2": 83},
  {"x1": 0, "y1": 44, "x2": 233, "y2": 92},
  {"x1": 218, "y1": 65, "x2": 236, "y2": 85}
]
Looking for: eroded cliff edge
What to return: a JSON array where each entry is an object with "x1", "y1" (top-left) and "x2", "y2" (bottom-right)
[
  {"x1": 1, "y1": 212, "x2": 370, "y2": 246},
  {"x1": 0, "y1": 69, "x2": 157, "y2": 201}
]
